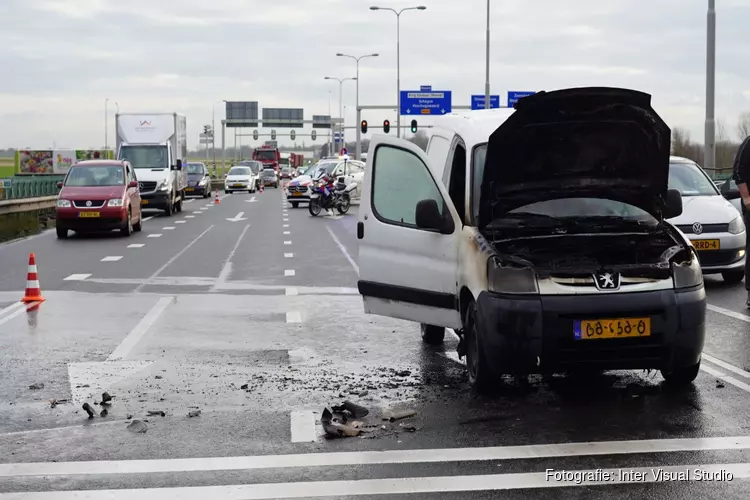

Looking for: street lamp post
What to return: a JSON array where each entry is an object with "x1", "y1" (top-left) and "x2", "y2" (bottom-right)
[
  {"x1": 370, "y1": 5, "x2": 427, "y2": 138},
  {"x1": 485, "y1": 0, "x2": 490, "y2": 109},
  {"x1": 212, "y1": 100, "x2": 226, "y2": 173},
  {"x1": 705, "y1": 0, "x2": 716, "y2": 171},
  {"x1": 337, "y1": 53, "x2": 379, "y2": 159},
  {"x1": 325, "y1": 76, "x2": 357, "y2": 155},
  {"x1": 104, "y1": 98, "x2": 109, "y2": 151}
]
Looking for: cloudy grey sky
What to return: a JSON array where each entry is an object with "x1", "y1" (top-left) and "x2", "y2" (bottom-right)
[{"x1": 1, "y1": 0, "x2": 748, "y2": 150}]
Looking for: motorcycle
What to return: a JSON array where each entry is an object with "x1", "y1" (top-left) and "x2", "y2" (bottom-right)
[{"x1": 308, "y1": 174, "x2": 357, "y2": 216}]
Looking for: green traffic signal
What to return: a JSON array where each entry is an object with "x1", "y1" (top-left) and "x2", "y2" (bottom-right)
[{"x1": 410, "y1": 120, "x2": 417, "y2": 133}]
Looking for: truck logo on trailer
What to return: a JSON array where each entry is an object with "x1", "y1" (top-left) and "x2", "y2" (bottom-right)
[
  {"x1": 139, "y1": 121, "x2": 151, "y2": 126},
  {"x1": 135, "y1": 120, "x2": 156, "y2": 132}
]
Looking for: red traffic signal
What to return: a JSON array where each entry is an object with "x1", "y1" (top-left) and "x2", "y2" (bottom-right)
[
  {"x1": 383, "y1": 119, "x2": 390, "y2": 134},
  {"x1": 361, "y1": 120, "x2": 368, "y2": 133}
]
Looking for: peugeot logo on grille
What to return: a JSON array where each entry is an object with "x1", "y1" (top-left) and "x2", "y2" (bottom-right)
[
  {"x1": 692, "y1": 222, "x2": 703, "y2": 235},
  {"x1": 85, "y1": 200, "x2": 92, "y2": 207},
  {"x1": 593, "y1": 271, "x2": 620, "y2": 291}
]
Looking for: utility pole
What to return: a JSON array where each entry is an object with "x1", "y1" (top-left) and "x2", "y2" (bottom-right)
[
  {"x1": 484, "y1": 0, "x2": 491, "y2": 109},
  {"x1": 704, "y1": 0, "x2": 716, "y2": 170}
]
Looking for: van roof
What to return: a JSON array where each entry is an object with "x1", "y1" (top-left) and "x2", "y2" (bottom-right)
[{"x1": 430, "y1": 108, "x2": 516, "y2": 149}]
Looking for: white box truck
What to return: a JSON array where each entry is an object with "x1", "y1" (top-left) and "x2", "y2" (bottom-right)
[{"x1": 115, "y1": 113, "x2": 188, "y2": 215}]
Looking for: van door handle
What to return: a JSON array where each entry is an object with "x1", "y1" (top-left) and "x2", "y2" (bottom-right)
[{"x1": 357, "y1": 222, "x2": 364, "y2": 239}]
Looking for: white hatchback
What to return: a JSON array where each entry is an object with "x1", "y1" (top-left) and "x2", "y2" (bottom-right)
[{"x1": 667, "y1": 156, "x2": 746, "y2": 283}]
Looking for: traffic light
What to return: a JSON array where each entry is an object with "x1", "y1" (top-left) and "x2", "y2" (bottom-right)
[
  {"x1": 203, "y1": 125, "x2": 209, "y2": 134},
  {"x1": 410, "y1": 120, "x2": 417, "y2": 133},
  {"x1": 252, "y1": 129, "x2": 258, "y2": 140},
  {"x1": 271, "y1": 130, "x2": 276, "y2": 140},
  {"x1": 290, "y1": 130, "x2": 296, "y2": 141},
  {"x1": 311, "y1": 130, "x2": 317, "y2": 141},
  {"x1": 383, "y1": 119, "x2": 390, "y2": 134},
  {"x1": 361, "y1": 120, "x2": 368, "y2": 134}
]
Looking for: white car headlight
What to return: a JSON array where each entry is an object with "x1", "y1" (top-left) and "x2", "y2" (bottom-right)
[
  {"x1": 158, "y1": 180, "x2": 169, "y2": 191},
  {"x1": 107, "y1": 199, "x2": 124, "y2": 207},
  {"x1": 56, "y1": 199, "x2": 71, "y2": 208},
  {"x1": 672, "y1": 249, "x2": 704, "y2": 289},
  {"x1": 728, "y1": 215, "x2": 745, "y2": 235},
  {"x1": 198, "y1": 179, "x2": 207, "y2": 186},
  {"x1": 487, "y1": 256, "x2": 539, "y2": 294}
]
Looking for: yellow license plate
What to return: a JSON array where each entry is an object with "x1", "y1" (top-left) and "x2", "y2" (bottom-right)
[
  {"x1": 693, "y1": 239, "x2": 720, "y2": 251},
  {"x1": 574, "y1": 317, "x2": 651, "y2": 340},
  {"x1": 185, "y1": 187, "x2": 194, "y2": 192},
  {"x1": 141, "y1": 199, "x2": 148, "y2": 204},
  {"x1": 232, "y1": 184, "x2": 243, "y2": 187},
  {"x1": 78, "y1": 211, "x2": 100, "y2": 218},
  {"x1": 292, "y1": 192, "x2": 303, "y2": 196}
]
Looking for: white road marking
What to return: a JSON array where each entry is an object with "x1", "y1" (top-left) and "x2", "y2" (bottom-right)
[
  {"x1": 9, "y1": 463, "x2": 749, "y2": 498},
  {"x1": 440, "y1": 351, "x2": 465, "y2": 365},
  {"x1": 0, "y1": 302, "x2": 30, "y2": 327},
  {"x1": 286, "y1": 311, "x2": 302, "y2": 323},
  {"x1": 707, "y1": 303, "x2": 750, "y2": 323},
  {"x1": 147, "y1": 234, "x2": 162, "y2": 238},
  {"x1": 127, "y1": 244, "x2": 144, "y2": 248},
  {"x1": 2, "y1": 436, "x2": 750, "y2": 477},
  {"x1": 184, "y1": 199, "x2": 195, "y2": 203},
  {"x1": 290, "y1": 411, "x2": 317, "y2": 443},
  {"x1": 192, "y1": 211, "x2": 203, "y2": 214},
  {"x1": 142, "y1": 216, "x2": 154, "y2": 222},
  {"x1": 162, "y1": 227, "x2": 175, "y2": 230},
  {"x1": 213, "y1": 224, "x2": 251, "y2": 291},
  {"x1": 63, "y1": 274, "x2": 91, "y2": 281},
  {"x1": 283, "y1": 231, "x2": 291, "y2": 235},
  {"x1": 284, "y1": 253, "x2": 293, "y2": 258},
  {"x1": 67, "y1": 360, "x2": 153, "y2": 406},
  {"x1": 702, "y1": 353, "x2": 750, "y2": 379},
  {"x1": 175, "y1": 221, "x2": 186, "y2": 224},
  {"x1": 185, "y1": 215, "x2": 195, "y2": 218},
  {"x1": 134, "y1": 226, "x2": 214, "y2": 293},
  {"x1": 0, "y1": 301, "x2": 24, "y2": 318},
  {"x1": 284, "y1": 269, "x2": 296, "y2": 277},
  {"x1": 100, "y1": 256, "x2": 122, "y2": 262},
  {"x1": 200, "y1": 207, "x2": 209, "y2": 211},
  {"x1": 285, "y1": 288, "x2": 298, "y2": 296},
  {"x1": 700, "y1": 364, "x2": 750, "y2": 394},
  {"x1": 284, "y1": 241, "x2": 292, "y2": 245},
  {"x1": 0, "y1": 420, "x2": 125, "y2": 437},
  {"x1": 283, "y1": 224, "x2": 289, "y2": 228},
  {"x1": 325, "y1": 225, "x2": 359, "y2": 275},
  {"x1": 283, "y1": 218, "x2": 289, "y2": 221},
  {"x1": 106, "y1": 297, "x2": 174, "y2": 361}
]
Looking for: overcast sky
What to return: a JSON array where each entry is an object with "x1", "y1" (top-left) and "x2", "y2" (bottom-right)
[{"x1": 1, "y1": 0, "x2": 749, "y2": 151}]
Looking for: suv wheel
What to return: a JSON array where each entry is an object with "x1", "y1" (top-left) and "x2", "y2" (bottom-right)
[
  {"x1": 661, "y1": 361, "x2": 701, "y2": 386},
  {"x1": 56, "y1": 227, "x2": 68, "y2": 239},
  {"x1": 722, "y1": 270, "x2": 745, "y2": 285},
  {"x1": 464, "y1": 301, "x2": 496, "y2": 392},
  {"x1": 420, "y1": 324, "x2": 445, "y2": 345}
]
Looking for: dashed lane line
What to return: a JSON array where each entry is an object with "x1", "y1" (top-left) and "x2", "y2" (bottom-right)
[
  {"x1": 284, "y1": 241, "x2": 292, "y2": 245},
  {"x1": 63, "y1": 274, "x2": 91, "y2": 281},
  {"x1": 285, "y1": 288, "x2": 298, "y2": 296},
  {"x1": 283, "y1": 231, "x2": 291, "y2": 235},
  {"x1": 174, "y1": 220, "x2": 187, "y2": 224},
  {"x1": 284, "y1": 270, "x2": 296, "y2": 277},
  {"x1": 707, "y1": 303, "x2": 750, "y2": 323},
  {"x1": 100, "y1": 256, "x2": 123, "y2": 262},
  {"x1": 162, "y1": 227, "x2": 175, "y2": 230},
  {"x1": 285, "y1": 311, "x2": 302, "y2": 323},
  {"x1": 212, "y1": 224, "x2": 252, "y2": 291},
  {"x1": 147, "y1": 234, "x2": 162, "y2": 238},
  {"x1": 127, "y1": 244, "x2": 144, "y2": 248},
  {"x1": 290, "y1": 410, "x2": 318, "y2": 443},
  {"x1": 142, "y1": 216, "x2": 154, "y2": 222},
  {"x1": 325, "y1": 225, "x2": 359, "y2": 275},
  {"x1": 284, "y1": 253, "x2": 293, "y2": 258}
]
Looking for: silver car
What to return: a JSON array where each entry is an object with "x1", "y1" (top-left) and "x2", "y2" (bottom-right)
[{"x1": 667, "y1": 156, "x2": 746, "y2": 283}]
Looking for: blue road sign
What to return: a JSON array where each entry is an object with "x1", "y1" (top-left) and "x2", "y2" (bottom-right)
[
  {"x1": 471, "y1": 95, "x2": 500, "y2": 110},
  {"x1": 420, "y1": 85, "x2": 432, "y2": 91},
  {"x1": 508, "y1": 91, "x2": 535, "y2": 107},
  {"x1": 333, "y1": 132, "x2": 343, "y2": 140},
  {"x1": 400, "y1": 90, "x2": 452, "y2": 116}
]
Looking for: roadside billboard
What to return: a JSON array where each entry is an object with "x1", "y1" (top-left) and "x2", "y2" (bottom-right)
[{"x1": 15, "y1": 149, "x2": 114, "y2": 174}]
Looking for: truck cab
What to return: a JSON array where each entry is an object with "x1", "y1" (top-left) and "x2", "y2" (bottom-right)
[
  {"x1": 253, "y1": 147, "x2": 280, "y2": 171},
  {"x1": 356, "y1": 88, "x2": 704, "y2": 391}
]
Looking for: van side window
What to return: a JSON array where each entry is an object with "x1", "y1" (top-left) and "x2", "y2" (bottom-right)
[
  {"x1": 447, "y1": 144, "x2": 466, "y2": 225},
  {"x1": 426, "y1": 135, "x2": 451, "y2": 170},
  {"x1": 371, "y1": 145, "x2": 446, "y2": 228}
]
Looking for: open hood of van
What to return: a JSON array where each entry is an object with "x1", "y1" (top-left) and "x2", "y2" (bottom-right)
[{"x1": 478, "y1": 87, "x2": 671, "y2": 230}]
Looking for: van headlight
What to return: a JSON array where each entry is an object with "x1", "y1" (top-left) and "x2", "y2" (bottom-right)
[
  {"x1": 158, "y1": 180, "x2": 169, "y2": 191},
  {"x1": 728, "y1": 215, "x2": 745, "y2": 235},
  {"x1": 487, "y1": 256, "x2": 539, "y2": 294},
  {"x1": 672, "y1": 249, "x2": 703, "y2": 289},
  {"x1": 107, "y1": 199, "x2": 124, "y2": 207},
  {"x1": 198, "y1": 178, "x2": 207, "y2": 186},
  {"x1": 56, "y1": 199, "x2": 71, "y2": 208}
]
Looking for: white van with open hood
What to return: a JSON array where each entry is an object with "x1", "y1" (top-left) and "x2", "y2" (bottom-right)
[{"x1": 356, "y1": 87, "x2": 706, "y2": 391}]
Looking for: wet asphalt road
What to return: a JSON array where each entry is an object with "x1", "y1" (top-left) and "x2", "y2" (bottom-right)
[{"x1": 1, "y1": 185, "x2": 750, "y2": 499}]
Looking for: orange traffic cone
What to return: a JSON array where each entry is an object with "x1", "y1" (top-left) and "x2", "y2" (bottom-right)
[
  {"x1": 214, "y1": 189, "x2": 220, "y2": 204},
  {"x1": 259, "y1": 182, "x2": 264, "y2": 193},
  {"x1": 21, "y1": 253, "x2": 45, "y2": 303}
]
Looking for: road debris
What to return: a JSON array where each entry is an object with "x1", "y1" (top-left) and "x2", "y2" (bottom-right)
[
  {"x1": 99, "y1": 408, "x2": 108, "y2": 417},
  {"x1": 320, "y1": 408, "x2": 365, "y2": 438},
  {"x1": 82, "y1": 403, "x2": 95, "y2": 419},
  {"x1": 331, "y1": 401, "x2": 369, "y2": 419},
  {"x1": 381, "y1": 409, "x2": 416, "y2": 422},
  {"x1": 188, "y1": 410, "x2": 201, "y2": 418},
  {"x1": 716, "y1": 380, "x2": 725, "y2": 389},
  {"x1": 127, "y1": 420, "x2": 148, "y2": 433},
  {"x1": 49, "y1": 399, "x2": 68, "y2": 408},
  {"x1": 28, "y1": 383, "x2": 44, "y2": 390},
  {"x1": 101, "y1": 392, "x2": 113, "y2": 404},
  {"x1": 147, "y1": 410, "x2": 166, "y2": 417}
]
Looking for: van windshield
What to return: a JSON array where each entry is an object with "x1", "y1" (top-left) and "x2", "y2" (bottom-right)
[
  {"x1": 65, "y1": 166, "x2": 124, "y2": 187},
  {"x1": 119, "y1": 145, "x2": 168, "y2": 169}
]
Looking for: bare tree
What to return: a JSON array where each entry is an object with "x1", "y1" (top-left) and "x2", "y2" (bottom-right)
[
  {"x1": 406, "y1": 131, "x2": 429, "y2": 151},
  {"x1": 717, "y1": 119, "x2": 727, "y2": 142},
  {"x1": 738, "y1": 112, "x2": 750, "y2": 141}
]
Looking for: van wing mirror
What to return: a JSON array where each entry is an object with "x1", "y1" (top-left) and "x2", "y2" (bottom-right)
[
  {"x1": 128, "y1": 180, "x2": 138, "y2": 188},
  {"x1": 174, "y1": 159, "x2": 183, "y2": 171},
  {"x1": 56, "y1": 182, "x2": 63, "y2": 189},
  {"x1": 415, "y1": 199, "x2": 454, "y2": 234},
  {"x1": 664, "y1": 188, "x2": 683, "y2": 219}
]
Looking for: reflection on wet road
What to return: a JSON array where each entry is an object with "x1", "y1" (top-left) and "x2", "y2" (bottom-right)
[{"x1": 1, "y1": 188, "x2": 749, "y2": 498}]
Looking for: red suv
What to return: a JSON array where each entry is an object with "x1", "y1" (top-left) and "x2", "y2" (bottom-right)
[{"x1": 55, "y1": 160, "x2": 143, "y2": 238}]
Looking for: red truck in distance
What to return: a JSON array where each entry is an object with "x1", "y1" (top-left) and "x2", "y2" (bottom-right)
[{"x1": 252, "y1": 146, "x2": 280, "y2": 171}]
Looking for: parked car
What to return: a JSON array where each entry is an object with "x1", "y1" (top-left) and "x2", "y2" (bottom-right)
[
  {"x1": 260, "y1": 167, "x2": 279, "y2": 188},
  {"x1": 666, "y1": 156, "x2": 745, "y2": 283},
  {"x1": 55, "y1": 160, "x2": 142, "y2": 238},
  {"x1": 224, "y1": 165, "x2": 258, "y2": 194},
  {"x1": 185, "y1": 162, "x2": 212, "y2": 198},
  {"x1": 286, "y1": 157, "x2": 365, "y2": 208},
  {"x1": 356, "y1": 87, "x2": 705, "y2": 391}
]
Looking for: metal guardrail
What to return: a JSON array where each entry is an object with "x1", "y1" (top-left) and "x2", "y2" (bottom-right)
[
  {"x1": 0, "y1": 195, "x2": 57, "y2": 215},
  {"x1": 0, "y1": 175, "x2": 64, "y2": 201}
]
